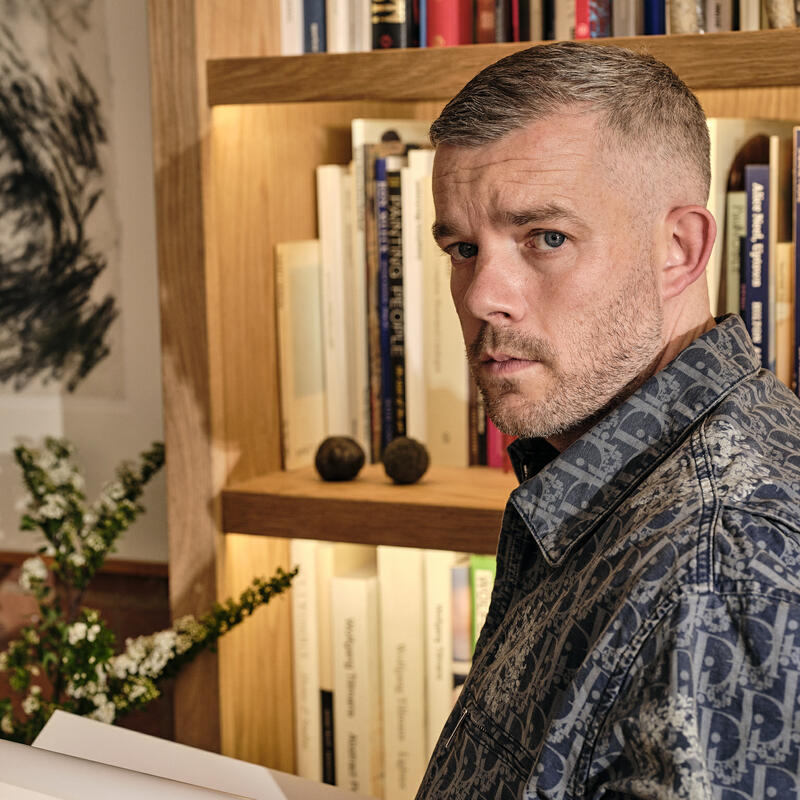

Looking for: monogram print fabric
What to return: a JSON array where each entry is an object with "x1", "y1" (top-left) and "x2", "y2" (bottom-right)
[{"x1": 416, "y1": 316, "x2": 800, "y2": 800}]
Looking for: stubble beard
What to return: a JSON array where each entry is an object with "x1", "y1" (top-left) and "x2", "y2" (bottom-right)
[{"x1": 468, "y1": 256, "x2": 664, "y2": 441}]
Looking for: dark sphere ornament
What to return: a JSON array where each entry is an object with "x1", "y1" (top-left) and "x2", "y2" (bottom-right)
[
  {"x1": 314, "y1": 436, "x2": 366, "y2": 481},
  {"x1": 382, "y1": 436, "x2": 430, "y2": 484}
]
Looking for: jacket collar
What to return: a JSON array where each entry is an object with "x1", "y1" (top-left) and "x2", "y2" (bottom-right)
[{"x1": 507, "y1": 315, "x2": 760, "y2": 568}]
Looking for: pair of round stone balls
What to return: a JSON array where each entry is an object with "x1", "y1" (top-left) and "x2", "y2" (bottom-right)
[{"x1": 314, "y1": 436, "x2": 429, "y2": 484}]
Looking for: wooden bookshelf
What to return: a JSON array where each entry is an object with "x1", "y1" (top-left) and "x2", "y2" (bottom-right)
[
  {"x1": 222, "y1": 465, "x2": 518, "y2": 553},
  {"x1": 149, "y1": 9, "x2": 800, "y2": 777},
  {"x1": 207, "y1": 30, "x2": 800, "y2": 105}
]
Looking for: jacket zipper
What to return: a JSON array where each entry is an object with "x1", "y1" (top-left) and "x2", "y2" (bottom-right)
[{"x1": 444, "y1": 707, "x2": 468, "y2": 749}]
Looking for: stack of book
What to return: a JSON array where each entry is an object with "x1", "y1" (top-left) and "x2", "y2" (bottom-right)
[
  {"x1": 290, "y1": 541, "x2": 496, "y2": 799},
  {"x1": 279, "y1": 0, "x2": 797, "y2": 55},
  {"x1": 276, "y1": 118, "x2": 515, "y2": 472}
]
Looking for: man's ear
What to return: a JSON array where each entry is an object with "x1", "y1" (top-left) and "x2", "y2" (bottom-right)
[{"x1": 660, "y1": 205, "x2": 716, "y2": 301}]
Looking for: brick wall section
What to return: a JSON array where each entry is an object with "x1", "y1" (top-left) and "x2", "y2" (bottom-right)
[{"x1": 0, "y1": 557, "x2": 174, "y2": 740}]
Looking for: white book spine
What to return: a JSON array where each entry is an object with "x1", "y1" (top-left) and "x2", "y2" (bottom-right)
[
  {"x1": 279, "y1": 0, "x2": 304, "y2": 54},
  {"x1": 290, "y1": 539, "x2": 322, "y2": 781},
  {"x1": 421, "y1": 177, "x2": 469, "y2": 467},
  {"x1": 332, "y1": 565, "x2": 383, "y2": 797},
  {"x1": 402, "y1": 150, "x2": 435, "y2": 444},
  {"x1": 275, "y1": 240, "x2": 327, "y2": 469},
  {"x1": 326, "y1": 0, "x2": 351, "y2": 51},
  {"x1": 423, "y1": 549, "x2": 456, "y2": 756},
  {"x1": 317, "y1": 165, "x2": 361, "y2": 441},
  {"x1": 377, "y1": 546, "x2": 427, "y2": 800}
]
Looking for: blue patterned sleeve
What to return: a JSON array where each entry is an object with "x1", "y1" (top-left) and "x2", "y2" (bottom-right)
[{"x1": 583, "y1": 591, "x2": 800, "y2": 799}]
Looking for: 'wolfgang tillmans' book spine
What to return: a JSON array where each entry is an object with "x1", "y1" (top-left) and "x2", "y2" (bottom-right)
[
  {"x1": 304, "y1": 0, "x2": 327, "y2": 51},
  {"x1": 744, "y1": 163, "x2": 770, "y2": 370},
  {"x1": 386, "y1": 157, "x2": 407, "y2": 441}
]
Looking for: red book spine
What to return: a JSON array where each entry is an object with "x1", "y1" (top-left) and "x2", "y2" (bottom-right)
[
  {"x1": 474, "y1": 0, "x2": 496, "y2": 41},
  {"x1": 575, "y1": 0, "x2": 591, "y2": 37},
  {"x1": 427, "y1": 0, "x2": 472, "y2": 44}
]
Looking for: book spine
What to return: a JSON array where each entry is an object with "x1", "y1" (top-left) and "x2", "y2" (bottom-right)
[
  {"x1": 375, "y1": 157, "x2": 393, "y2": 451},
  {"x1": 725, "y1": 191, "x2": 747, "y2": 316},
  {"x1": 468, "y1": 379, "x2": 487, "y2": 466},
  {"x1": 387, "y1": 162, "x2": 407, "y2": 440},
  {"x1": 315, "y1": 543, "x2": 336, "y2": 784},
  {"x1": 378, "y1": 547, "x2": 427, "y2": 800},
  {"x1": 326, "y1": 0, "x2": 351, "y2": 51},
  {"x1": 332, "y1": 569, "x2": 383, "y2": 797},
  {"x1": 469, "y1": 554, "x2": 497, "y2": 654},
  {"x1": 745, "y1": 163, "x2": 770, "y2": 369},
  {"x1": 611, "y1": 0, "x2": 644, "y2": 34},
  {"x1": 794, "y1": 127, "x2": 800, "y2": 396},
  {"x1": 575, "y1": 0, "x2": 591, "y2": 36},
  {"x1": 451, "y1": 558, "x2": 472, "y2": 703},
  {"x1": 704, "y1": 0, "x2": 732, "y2": 30},
  {"x1": 475, "y1": 0, "x2": 497, "y2": 40},
  {"x1": 590, "y1": 0, "x2": 611, "y2": 34},
  {"x1": 423, "y1": 550, "x2": 456, "y2": 755},
  {"x1": 643, "y1": 0, "x2": 666, "y2": 33},
  {"x1": 775, "y1": 242, "x2": 794, "y2": 388},
  {"x1": 290, "y1": 540, "x2": 323, "y2": 781},
  {"x1": 304, "y1": 0, "x2": 328, "y2": 51},
  {"x1": 280, "y1": 0, "x2": 305, "y2": 54},
  {"x1": 372, "y1": 0, "x2": 416, "y2": 47},
  {"x1": 427, "y1": 0, "x2": 473, "y2": 44}
]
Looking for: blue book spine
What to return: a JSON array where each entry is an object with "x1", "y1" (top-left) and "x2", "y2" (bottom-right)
[
  {"x1": 386, "y1": 164, "x2": 406, "y2": 439},
  {"x1": 419, "y1": 0, "x2": 427, "y2": 46},
  {"x1": 303, "y1": 0, "x2": 327, "y2": 51},
  {"x1": 375, "y1": 157, "x2": 394, "y2": 451},
  {"x1": 794, "y1": 128, "x2": 800, "y2": 396},
  {"x1": 744, "y1": 163, "x2": 770, "y2": 370},
  {"x1": 643, "y1": 0, "x2": 665, "y2": 33}
]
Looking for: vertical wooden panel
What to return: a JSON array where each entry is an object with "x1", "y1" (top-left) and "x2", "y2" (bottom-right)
[{"x1": 147, "y1": 0, "x2": 221, "y2": 754}]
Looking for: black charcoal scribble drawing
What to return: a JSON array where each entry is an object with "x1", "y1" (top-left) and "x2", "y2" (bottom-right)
[{"x1": 0, "y1": 0, "x2": 117, "y2": 392}]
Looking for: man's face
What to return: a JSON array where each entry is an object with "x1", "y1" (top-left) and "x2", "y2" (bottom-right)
[{"x1": 432, "y1": 112, "x2": 666, "y2": 448}]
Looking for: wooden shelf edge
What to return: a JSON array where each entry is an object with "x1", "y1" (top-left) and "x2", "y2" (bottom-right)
[
  {"x1": 207, "y1": 30, "x2": 800, "y2": 106},
  {"x1": 221, "y1": 464, "x2": 518, "y2": 554}
]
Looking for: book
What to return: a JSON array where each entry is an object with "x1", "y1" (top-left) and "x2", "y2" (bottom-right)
[
  {"x1": 554, "y1": 0, "x2": 575, "y2": 38},
  {"x1": 372, "y1": 0, "x2": 418, "y2": 47},
  {"x1": 611, "y1": 0, "x2": 644, "y2": 33},
  {"x1": 275, "y1": 240, "x2": 327, "y2": 470},
  {"x1": 794, "y1": 127, "x2": 800, "y2": 396},
  {"x1": 707, "y1": 119, "x2": 797, "y2": 316},
  {"x1": 723, "y1": 189, "x2": 747, "y2": 316},
  {"x1": 326, "y1": 0, "x2": 351, "y2": 51},
  {"x1": 704, "y1": 0, "x2": 733, "y2": 30},
  {"x1": 475, "y1": 0, "x2": 497, "y2": 40},
  {"x1": 352, "y1": 119, "x2": 431, "y2": 461},
  {"x1": 317, "y1": 543, "x2": 377, "y2": 785},
  {"x1": 27, "y1": 709, "x2": 362, "y2": 799},
  {"x1": 304, "y1": 0, "x2": 327, "y2": 51},
  {"x1": 470, "y1": 554, "x2": 497, "y2": 652},
  {"x1": 775, "y1": 242, "x2": 794, "y2": 388},
  {"x1": 420, "y1": 175, "x2": 470, "y2": 467},
  {"x1": 469, "y1": 378, "x2": 488, "y2": 466},
  {"x1": 316, "y1": 164, "x2": 366, "y2": 444},
  {"x1": 281, "y1": 0, "x2": 305, "y2": 54},
  {"x1": 291, "y1": 539, "x2": 323, "y2": 782},
  {"x1": 377, "y1": 546, "x2": 427, "y2": 800},
  {"x1": 744, "y1": 163, "x2": 770, "y2": 369},
  {"x1": 331, "y1": 560, "x2": 384, "y2": 798},
  {"x1": 574, "y1": 0, "x2": 611, "y2": 37},
  {"x1": 401, "y1": 149, "x2": 435, "y2": 443},
  {"x1": 427, "y1": 0, "x2": 473, "y2": 44},
  {"x1": 643, "y1": 0, "x2": 666, "y2": 33},
  {"x1": 451, "y1": 556, "x2": 472, "y2": 703}
]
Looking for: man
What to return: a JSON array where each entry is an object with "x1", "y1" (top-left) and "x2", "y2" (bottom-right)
[{"x1": 418, "y1": 42, "x2": 800, "y2": 799}]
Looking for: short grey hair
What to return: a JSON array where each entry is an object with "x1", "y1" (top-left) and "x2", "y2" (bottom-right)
[{"x1": 430, "y1": 41, "x2": 710, "y2": 203}]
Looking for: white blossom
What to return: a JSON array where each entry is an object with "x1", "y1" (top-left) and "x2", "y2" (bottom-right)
[
  {"x1": 68, "y1": 622, "x2": 88, "y2": 645},
  {"x1": 86, "y1": 624, "x2": 101, "y2": 643},
  {"x1": 106, "y1": 482, "x2": 126, "y2": 502},
  {"x1": 68, "y1": 552, "x2": 86, "y2": 568},
  {"x1": 19, "y1": 557, "x2": 48, "y2": 592},
  {"x1": 85, "y1": 533, "x2": 104, "y2": 552},
  {"x1": 89, "y1": 699, "x2": 116, "y2": 724},
  {"x1": 0, "y1": 714, "x2": 13, "y2": 734},
  {"x1": 0, "y1": 651, "x2": 8, "y2": 672},
  {"x1": 39, "y1": 493, "x2": 68, "y2": 520},
  {"x1": 22, "y1": 690, "x2": 41, "y2": 715}
]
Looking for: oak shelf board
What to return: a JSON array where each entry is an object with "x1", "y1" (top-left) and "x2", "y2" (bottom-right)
[
  {"x1": 222, "y1": 464, "x2": 519, "y2": 553},
  {"x1": 207, "y1": 30, "x2": 800, "y2": 107}
]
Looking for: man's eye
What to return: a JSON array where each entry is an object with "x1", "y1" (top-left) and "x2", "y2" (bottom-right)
[
  {"x1": 531, "y1": 231, "x2": 567, "y2": 250},
  {"x1": 448, "y1": 242, "x2": 478, "y2": 262}
]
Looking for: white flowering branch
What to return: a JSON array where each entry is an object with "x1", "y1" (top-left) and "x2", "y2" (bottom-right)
[{"x1": 0, "y1": 438, "x2": 296, "y2": 744}]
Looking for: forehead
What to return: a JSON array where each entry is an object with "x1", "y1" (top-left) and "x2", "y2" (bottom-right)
[{"x1": 432, "y1": 112, "x2": 611, "y2": 207}]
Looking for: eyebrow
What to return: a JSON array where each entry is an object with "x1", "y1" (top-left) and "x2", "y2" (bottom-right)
[{"x1": 432, "y1": 203, "x2": 584, "y2": 243}]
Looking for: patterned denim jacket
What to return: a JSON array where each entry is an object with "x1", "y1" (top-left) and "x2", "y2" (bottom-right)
[{"x1": 416, "y1": 315, "x2": 800, "y2": 800}]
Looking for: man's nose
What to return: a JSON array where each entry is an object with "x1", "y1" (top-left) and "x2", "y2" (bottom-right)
[{"x1": 461, "y1": 247, "x2": 526, "y2": 323}]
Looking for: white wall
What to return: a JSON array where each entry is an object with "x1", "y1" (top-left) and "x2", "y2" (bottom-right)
[{"x1": 0, "y1": 0, "x2": 167, "y2": 563}]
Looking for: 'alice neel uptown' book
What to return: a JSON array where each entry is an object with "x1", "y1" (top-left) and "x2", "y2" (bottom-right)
[{"x1": 744, "y1": 163, "x2": 770, "y2": 370}]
